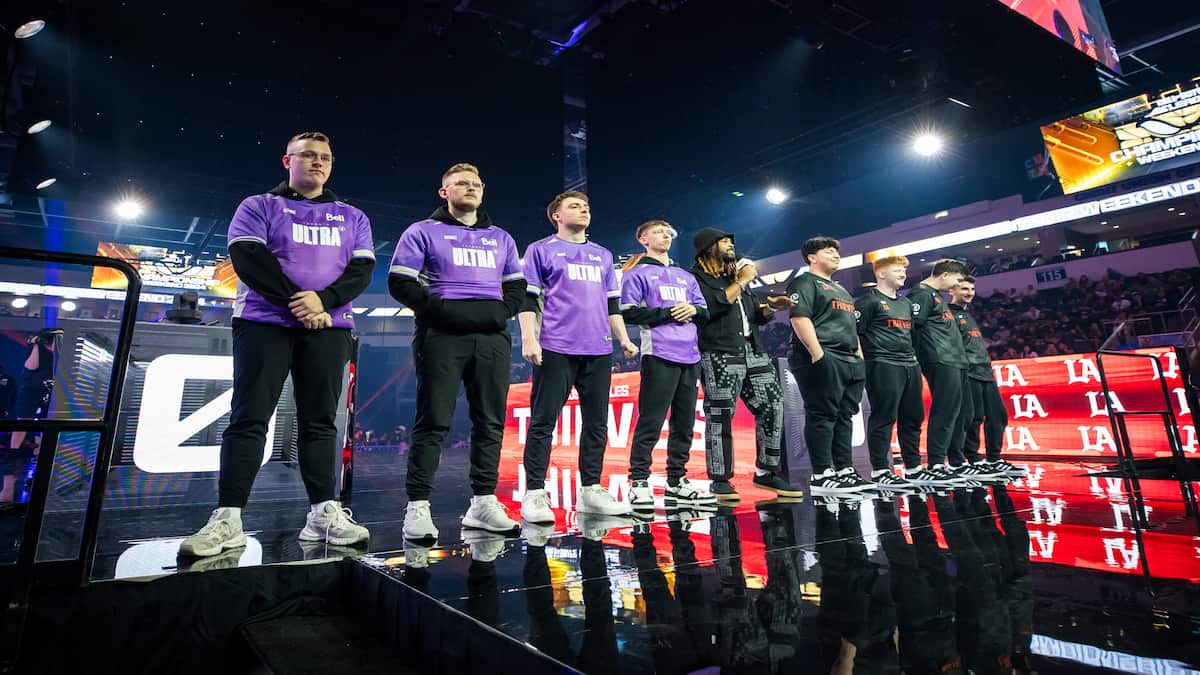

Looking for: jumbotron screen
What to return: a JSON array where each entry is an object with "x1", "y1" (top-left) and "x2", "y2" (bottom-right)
[
  {"x1": 996, "y1": 0, "x2": 1120, "y2": 73},
  {"x1": 90, "y1": 242, "x2": 238, "y2": 298},
  {"x1": 1040, "y1": 78, "x2": 1200, "y2": 194}
]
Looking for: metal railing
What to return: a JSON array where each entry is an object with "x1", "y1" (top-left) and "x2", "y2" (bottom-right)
[{"x1": 0, "y1": 246, "x2": 141, "y2": 670}]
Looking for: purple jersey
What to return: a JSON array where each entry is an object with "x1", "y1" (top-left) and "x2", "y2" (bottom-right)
[
  {"x1": 620, "y1": 261, "x2": 707, "y2": 365},
  {"x1": 389, "y1": 218, "x2": 523, "y2": 301},
  {"x1": 524, "y1": 235, "x2": 619, "y2": 356},
  {"x1": 227, "y1": 193, "x2": 374, "y2": 329}
]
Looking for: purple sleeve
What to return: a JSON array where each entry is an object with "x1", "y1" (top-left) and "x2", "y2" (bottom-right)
[
  {"x1": 226, "y1": 196, "x2": 268, "y2": 247},
  {"x1": 619, "y1": 268, "x2": 646, "y2": 308},
  {"x1": 352, "y1": 212, "x2": 375, "y2": 261},
  {"x1": 389, "y1": 224, "x2": 426, "y2": 280},
  {"x1": 687, "y1": 274, "x2": 707, "y2": 307},
  {"x1": 604, "y1": 255, "x2": 620, "y2": 299},
  {"x1": 523, "y1": 243, "x2": 545, "y2": 297},
  {"x1": 501, "y1": 233, "x2": 523, "y2": 282}
]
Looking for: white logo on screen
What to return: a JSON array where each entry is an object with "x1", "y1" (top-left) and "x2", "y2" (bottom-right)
[{"x1": 133, "y1": 354, "x2": 276, "y2": 473}]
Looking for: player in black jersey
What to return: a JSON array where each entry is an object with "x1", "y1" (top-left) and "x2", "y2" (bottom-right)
[
  {"x1": 949, "y1": 276, "x2": 1026, "y2": 478},
  {"x1": 855, "y1": 256, "x2": 923, "y2": 489}
]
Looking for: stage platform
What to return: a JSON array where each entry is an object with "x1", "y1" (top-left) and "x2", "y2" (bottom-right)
[{"x1": 9, "y1": 452, "x2": 1200, "y2": 673}]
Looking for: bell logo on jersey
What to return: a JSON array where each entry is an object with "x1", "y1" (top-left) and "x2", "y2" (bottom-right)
[
  {"x1": 325, "y1": 213, "x2": 346, "y2": 222},
  {"x1": 292, "y1": 223, "x2": 343, "y2": 247},
  {"x1": 452, "y1": 247, "x2": 497, "y2": 269},
  {"x1": 567, "y1": 263, "x2": 603, "y2": 283}
]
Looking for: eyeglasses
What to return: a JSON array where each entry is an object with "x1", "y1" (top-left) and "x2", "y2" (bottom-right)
[
  {"x1": 446, "y1": 180, "x2": 485, "y2": 190},
  {"x1": 288, "y1": 151, "x2": 334, "y2": 163}
]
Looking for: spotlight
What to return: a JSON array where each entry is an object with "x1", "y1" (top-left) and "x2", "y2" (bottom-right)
[
  {"x1": 912, "y1": 133, "x2": 944, "y2": 157},
  {"x1": 27, "y1": 120, "x2": 52, "y2": 134},
  {"x1": 60, "y1": 300, "x2": 77, "y2": 312},
  {"x1": 765, "y1": 187, "x2": 789, "y2": 205},
  {"x1": 11, "y1": 298, "x2": 28, "y2": 309},
  {"x1": 14, "y1": 20, "x2": 46, "y2": 39},
  {"x1": 112, "y1": 199, "x2": 145, "y2": 220},
  {"x1": 35, "y1": 177, "x2": 56, "y2": 190}
]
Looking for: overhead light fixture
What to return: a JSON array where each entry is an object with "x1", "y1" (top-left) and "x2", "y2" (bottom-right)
[
  {"x1": 983, "y1": 244, "x2": 991, "y2": 249},
  {"x1": 112, "y1": 199, "x2": 145, "y2": 220},
  {"x1": 35, "y1": 177, "x2": 56, "y2": 190},
  {"x1": 997, "y1": 248, "x2": 1004, "y2": 251},
  {"x1": 14, "y1": 20, "x2": 46, "y2": 39},
  {"x1": 27, "y1": 119, "x2": 52, "y2": 134},
  {"x1": 731, "y1": 191, "x2": 745, "y2": 198},
  {"x1": 60, "y1": 300, "x2": 77, "y2": 312},
  {"x1": 1180, "y1": 212, "x2": 1188, "y2": 216},
  {"x1": 765, "y1": 187, "x2": 789, "y2": 205},
  {"x1": 11, "y1": 298, "x2": 28, "y2": 309},
  {"x1": 1113, "y1": 225, "x2": 1120, "y2": 229},
  {"x1": 1168, "y1": 207, "x2": 1175, "y2": 211},
  {"x1": 912, "y1": 133, "x2": 944, "y2": 157},
  {"x1": 947, "y1": 97, "x2": 972, "y2": 109}
]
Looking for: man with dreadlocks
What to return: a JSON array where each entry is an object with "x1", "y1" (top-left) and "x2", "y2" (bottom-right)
[{"x1": 689, "y1": 228, "x2": 800, "y2": 502}]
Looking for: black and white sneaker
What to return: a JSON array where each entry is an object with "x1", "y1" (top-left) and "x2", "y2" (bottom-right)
[
  {"x1": 629, "y1": 480, "x2": 654, "y2": 511},
  {"x1": 907, "y1": 464, "x2": 959, "y2": 486},
  {"x1": 988, "y1": 459, "x2": 1028, "y2": 476},
  {"x1": 665, "y1": 477, "x2": 718, "y2": 506},
  {"x1": 835, "y1": 468, "x2": 875, "y2": 492},
  {"x1": 964, "y1": 461, "x2": 1005, "y2": 478},
  {"x1": 810, "y1": 469, "x2": 852, "y2": 495},
  {"x1": 871, "y1": 470, "x2": 914, "y2": 490}
]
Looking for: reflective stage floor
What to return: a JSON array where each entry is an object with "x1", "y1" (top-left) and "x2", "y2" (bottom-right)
[{"x1": 12, "y1": 450, "x2": 1200, "y2": 673}]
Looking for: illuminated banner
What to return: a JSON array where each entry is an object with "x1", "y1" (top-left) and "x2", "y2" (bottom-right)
[
  {"x1": 1041, "y1": 79, "x2": 1200, "y2": 194},
  {"x1": 996, "y1": 0, "x2": 1119, "y2": 72},
  {"x1": 495, "y1": 349, "x2": 1194, "y2": 514},
  {"x1": 91, "y1": 242, "x2": 238, "y2": 298}
]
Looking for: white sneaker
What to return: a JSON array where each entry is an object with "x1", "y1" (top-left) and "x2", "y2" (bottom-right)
[
  {"x1": 403, "y1": 500, "x2": 439, "y2": 540},
  {"x1": 462, "y1": 495, "x2": 518, "y2": 533},
  {"x1": 521, "y1": 489, "x2": 555, "y2": 524},
  {"x1": 404, "y1": 540, "x2": 431, "y2": 569},
  {"x1": 664, "y1": 477, "x2": 716, "y2": 506},
  {"x1": 629, "y1": 480, "x2": 654, "y2": 511},
  {"x1": 299, "y1": 501, "x2": 370, "y2": 546},
  {"x1": 578, "y1": 484, "x2": 631, "y2": 515},
  {"x1": 522, "y1": 520, "x2": 555, "y2": 548},
  {"x1": 462, "y1": 529, "x2": 507, "y2": 562},
  {"x1": 179, "y1": 507, "x2": 246, "y2": 558}
]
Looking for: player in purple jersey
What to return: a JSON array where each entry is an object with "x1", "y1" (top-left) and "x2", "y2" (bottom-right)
[
  {"x1": 620, "y1": 220, "x2": 716, "y2": 511},
  {"x1": 180, "y1": 132, "x2": 373, "y2": 559},
  {"x1": 389, "y1": 163, "x2": 526, "y2": 541},
  {"x1": 518, "y1": 191, "x2": 638, "y2": 527}
]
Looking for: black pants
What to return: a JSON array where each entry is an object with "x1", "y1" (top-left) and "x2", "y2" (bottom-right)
[
  {"x1": 699, "y1": 344, "x2": 783, "y2": 481},
  {"x1": 963, "y1": 378, "x2": 1008, "y2": 461},
  {"x1": 629, "y1": 356, "x2": 700, "y2": 483},
  {"x1": 523, "y1": 349, "x2": 613, "y2": 490},
  {"x1": 219, "y1": 319, "x2": 351, "y2": 508},
  {"x1": 791, "y1": 355, "x2": 866, "y2": 474},
  {"x1": 922, "y1": 363, "x2": 967, "y2": 466},
  {"x1": 408, "y1": 327, "x2": 511, "y2": 500},
  {"x1": 864, "y1": 361, "x2": 924, "y2": 471}
]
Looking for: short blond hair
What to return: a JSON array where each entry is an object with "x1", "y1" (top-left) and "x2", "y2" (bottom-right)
[
  {"x1": 873, "y1": 255, "x2": 909, "y2": 272},
  {"x1": 442, "y1": 163, "x2": 480, "y2": 184},
  {"x1": 287, "y1": 131, "x2": 331, "y2": 149}
]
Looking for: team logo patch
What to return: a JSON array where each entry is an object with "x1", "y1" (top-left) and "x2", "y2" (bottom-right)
[
  {"x1": 818, "y1": 282, "x2": 831, "y2": 291},
  {"x1": 912, "y1": 304, "x2": 921, "y2": 312},
  {"x1": 880, "y1": 301, "x2": 890, "y2": 311},
  {"x1": 854, "y1": 310, "x2": 862, "y2": 319},
  {"x1": 789, "y1": 293, "x2": 799, "y2": 301},
  {"x1": 344, "y1": 312, "x2": 353, "y2": 320}
]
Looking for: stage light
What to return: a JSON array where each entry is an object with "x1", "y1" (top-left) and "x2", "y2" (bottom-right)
[
  {"x1": 14, "y1": 20, "x2": 46, "y2": 39},
  {"x1": 113, "y1": 199, "x2": 145, "y2": 220},
  {"x1": 60, "y1": 300, "x2": 77, "y2": 312},
  {"x1": 27, "y1": 120, "x2": 52, "y2": 134},
  {"x1": 11, "y1": 298, "x2": 28, "y2": 309},
  {"x1": 1180, "y1": 212, "x2": 1188, "y2": 216},
  {"x1": 765, "y1": 187, "x2": 789, "y2": 205},
  {"x1": 731, "y1": 191, "x2": 745, "y2": 197},
  {"x1": 912, "y1": 133, "x2": 944, "y2": 157},
  {"x1": 35, "y1": 177, "x2": 56, "y2": 190}
]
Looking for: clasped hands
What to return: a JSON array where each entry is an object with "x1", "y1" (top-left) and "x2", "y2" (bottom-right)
[{"x1": 289, "y1": 290, "x2": 331, "y2": 329}]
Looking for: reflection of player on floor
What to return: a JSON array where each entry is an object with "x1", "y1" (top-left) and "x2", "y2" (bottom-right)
[
  {"x1": 689, "y1": 228, "x2": 799, "y2": 502},
  {"x1": 787, "y1": 236, "x2": 871, "y2": 495},
  {"x1": 389, "y1": 163, "x2": 526, "y2": 541},
  {"x1": 619, "y1": 220, "x2": 715, "y2": 510},
  {"x1": 519, "y1": 192, "x2": 637, "y2": 523},
  {"x1": 180, "y1": 131, "x2": 374, "y2": 558}
]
